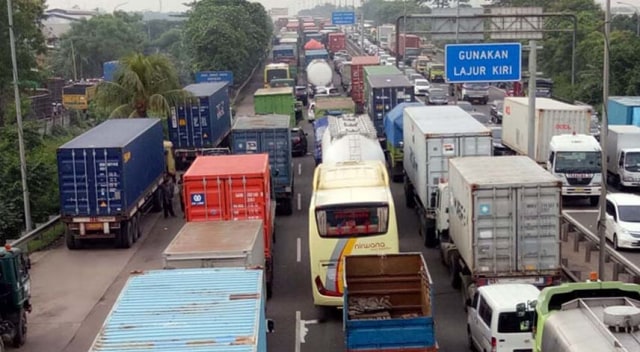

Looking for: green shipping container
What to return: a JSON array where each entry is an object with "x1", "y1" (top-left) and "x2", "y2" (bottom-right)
[
  {"x1": 363, "y1": 66, "x2": 403, "y2": 100},
  {"x1": 254, "y1": 87, "x2": 296, "y2": 126}
]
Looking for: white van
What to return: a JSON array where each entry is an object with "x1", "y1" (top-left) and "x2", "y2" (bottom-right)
[{"x1": 467, "y1": 284, "x2": 539, "y2": 352}]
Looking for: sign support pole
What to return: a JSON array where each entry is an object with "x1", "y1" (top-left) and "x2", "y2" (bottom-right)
[{"x1": 527, "y1": 40, "x2": 537, "y2": 160}]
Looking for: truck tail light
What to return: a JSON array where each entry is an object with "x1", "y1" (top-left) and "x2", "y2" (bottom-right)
[{"x1": 491, "y1": 337, "x2": 497, "y2": 352}]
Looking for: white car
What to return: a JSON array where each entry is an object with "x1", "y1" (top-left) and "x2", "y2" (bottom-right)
[
  {"x1": 385, "y1": 57, "x2": 396, "y2": 66},
  {"x1": 413, "y1": 79, "x2": 430, "y2": 96},
  {"x1": 603, "y1": 193, "x2": 640, "y2": 250}
]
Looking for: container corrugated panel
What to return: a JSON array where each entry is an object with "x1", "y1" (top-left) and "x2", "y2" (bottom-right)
[
  {"x1": 608, "y1": 96, "x2": 640, "y2": 126},
  {"x1": 368, "y1": 74, "x2": 415, "y2": 137},
  {"x1": 448, "y1": 156, "x2": 562, "y2": 278},
  {"x1": 89, "y1": 268, "x2": 266, "y2": 352},
  {"x1": 350, "y1": 57, "x2": 380, "y2": 105},
  {"x1": 57, "y1": 119, "x2": 164, "y2": 217},
  {"x1": 183, "y1": 155, "x2": 273, "y2": 255},
  {"x1": 169, "y1": 82, "x2": 232, "y2": 150},
  {"x1": 253, "y1": 88, "x2": 295, "y2": 124},
  {"x1": 231, "y1": 115, "x2": 292, "y2": 197}
]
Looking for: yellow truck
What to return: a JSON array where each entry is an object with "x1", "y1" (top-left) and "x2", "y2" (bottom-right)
[{"x1": 62, "y1": 82, "x2": 96, "y2": 111}]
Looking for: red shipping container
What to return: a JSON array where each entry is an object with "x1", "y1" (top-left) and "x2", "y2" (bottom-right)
[
  {"x1": 183, "y1": 154, "x2": 274, "y2": 261},
  {"x1": 350, "y1": 56, "x2": 380, "y2": 106},
  {"x1": 327, "y1": 32, "x2": 346, "y2": 53},
  {"x1": 389, "y1": 34, "x2": 421, "y2": 56}
]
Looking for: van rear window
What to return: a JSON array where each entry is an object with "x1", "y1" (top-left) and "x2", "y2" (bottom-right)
[{"x1": 498, "y1": 312, "x2": 534, "y2": 333}]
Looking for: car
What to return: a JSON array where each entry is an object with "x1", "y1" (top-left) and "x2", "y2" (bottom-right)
[
  {"x1": 488, "y1": 126, "x2": 512, "y2": 156},
  {"x1": 408, "y1": 73, "x2": 424, "y2": 84},
  {"x1": 456, "y1": 101, "x2": 474, "y2": 113},
  {"x1": 291, "y1": 127, "x2": 308, "y2": 157},
  {"x1": 603, "y1": 193, "x2": 640, "y2": 250},
  {"x1": 490, "y1": 100, "x2": 504, "y2": 123},
  {"x1": 426, "y1": 87, "x2": 448, "y2": 105},
  {"x1": 413, "y1": 79, "x2": 430, "y2": 96},
  {"x1": 385, "y1": 57, "x2": 396, "y2": 66}
]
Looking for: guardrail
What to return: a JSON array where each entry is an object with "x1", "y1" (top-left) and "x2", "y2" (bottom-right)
[
  {"x1": 10, "y1": 215, "x2": 62, "y2": 254},
  {"x1": 561, "y1": 210, "x2": 640, "y2": 283}
]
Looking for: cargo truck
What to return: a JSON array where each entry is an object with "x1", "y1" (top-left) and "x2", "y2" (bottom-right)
[
  {"x1": 253, "y1": 87, "x2": 297, "y2": 126},
  {"x1": 343, "y1": 253, "x2": 438, "y2": 352},
  {"x1": 327, "y1": 32, "x2": 346, "y2": 54},
  {"x1": 501, "y1": 97, "x2": 592, "y2": 163},
  {"x1": 313, "y1": 96, "x2": 355, "y2": 119},
  {"x1": 306, "y1": 59, "x2": 333, "y2": 89},
  {"x1": 608, "y1": 96, "x2": 640, "y2": 126},
  {"x1": 403, "y1": 106, "x2": 492, "y2": 248},
  {"x1": 383, "y1": 102, "x2": 423, "y2": 183},
  {"x1": 606, "y1": 125, "x2": 640, "y2": 188},
  {"x1": 0, "y1": 244, "x2": 31, "y2": 351},
  {"x1": 169, "y1": 82, "x2": 233, "y2": 171},
  {"x1": 547, "y1": 134, "x2": 602, "y2": 205},
  {"x1": 264, "y1": 63, "x2": 291, "y2": 88},
  {"x1": 183, "y1": 154, "x2": 276, "y2": 297},
  {"x1": 58, "y1": 119, "x2": 165, "y2": 249},
  {"x1": 367, "y1": 74, "x2": 414, "y2": 144},
  {"x1": 231, "y1": 115, "x2": 294, "y2": 215},
  {"x1": 350, "y1": 56, "x2": 380, "y2": 113},
  {"x1": 88, "y1": 268, "x2": 269, "y2": 352},
  {"x1": 534, "y1": 280, "x2": 640, "y2": 352},
  {"x1": 458, "y1": 82, "x2": 489, "y2": 104},
  {"x1": 389, "y1": 33, "x2": 421, "y2": 61},
  {"x1": 439, "y1": 156, "x2": 562, "y2": 304}
]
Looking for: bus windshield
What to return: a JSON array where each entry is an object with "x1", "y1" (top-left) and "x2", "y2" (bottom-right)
[{"x1": 316, "y1": 204, "x2": 389, "y2": 238}]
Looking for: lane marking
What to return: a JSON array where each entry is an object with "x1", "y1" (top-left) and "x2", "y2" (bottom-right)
[
  {"x1": 295, "y1": 311, "x2": 301, "y2": 352},
  {"x1": 297, "y1": 237, "x2": 301, "y2": 263},
  {"x1": 565, "y1": 209, "x2": 600, "y2": 213},
  {"x1": 297, "y1": 193, "x2": 302, "y2": 211},
  {"x1": 298, "y1": 163, "x2": 302, "y2": 175}
]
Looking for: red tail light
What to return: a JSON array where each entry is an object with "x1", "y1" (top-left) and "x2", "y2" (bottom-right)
[
  {"x1": 314, "y1": 276, "x2": 342, "y2": 297},
  {"x1": 491, "y1": 337, "x2": 497, "y2": 352}
]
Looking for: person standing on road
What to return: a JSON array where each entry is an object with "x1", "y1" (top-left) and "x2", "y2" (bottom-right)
[{"x1": 161, "y1": 174, "x2": 176, "y2": 218}]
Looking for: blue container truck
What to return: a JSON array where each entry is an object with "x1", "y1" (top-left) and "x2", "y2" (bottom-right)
[
  {"x1": 343, "y1": 253, "x2": 437, "y2": 352},
  {"x1": 384, "y1": 102, "x2": 424, "y2": 182},
  {"x1": 367, "y1": 74, "x2": 415, "y2": 145},
  {"x1": 608, "y1": 96, "x2": 640, "y2": 126},
  {"x1": 169, "y1": 82, "x2": 233, "y2": 171},
  {"x1": 304, "y1": 49, "x2": 329, "y2": 67},
  {"x1": 102, "y1": 60, "x2": 119, "y2": 81},
  {"x1": 57, "y1": 118, "x2": 165, "y2": 249},
  {"x1": 89, "y1": 268, "x2": 268, "y2": 352},
  {"x1": 231, "y1": 115, "x2": 294, "y2": 215},
  {"x1": 272, "y1": 44, "x2": 296, "y2": 62}
]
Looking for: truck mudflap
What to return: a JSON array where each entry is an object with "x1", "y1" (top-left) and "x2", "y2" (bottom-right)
[{"x1": 266, "y1": 256, "x2": 274, "y2": 299}]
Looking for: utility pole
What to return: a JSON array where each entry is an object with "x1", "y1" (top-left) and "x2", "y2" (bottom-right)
[
  {"x1": 360, "y1": 0, "x2": 365, "y2": 51},
  {"x1": 526, "y1": 41, "x2": 537, "y2": 162},
  {"x1": 599, "y1": 0, "x2": 611, "y2": 280},
  {"x1": 6, "y1": 0, "x2": 33, "y2": 232}
]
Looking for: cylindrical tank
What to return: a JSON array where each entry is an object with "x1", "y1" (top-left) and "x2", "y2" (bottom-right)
[
  {"x1": 306, "y1": 59, "x2": 333, "y2": 87},
  {"x1": 322, "y1": 134, "x2": 386, "y2": 163}
]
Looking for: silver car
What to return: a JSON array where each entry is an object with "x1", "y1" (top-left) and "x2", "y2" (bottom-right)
[{"x1": 427, "y1": 88, "x2": 448, "y2": 105}]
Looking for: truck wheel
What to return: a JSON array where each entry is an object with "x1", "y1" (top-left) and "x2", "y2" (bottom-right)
[
  {"x1": 449, "y1": 253, "x2": 462, "y2": 289},
  {"x1": 131, "y1": 216, "x2": 140, "y2": 243},
  {"x1": 424, "y1": 224, "x2": 438, "y2": 248},
  {"x1": 590, "y1": 196, "x2": 599, "y2": 206},
  {"x1": 151, "y1": 190, "x2": 163, "y2": 213},
  {"x1": 118, "y1": 222, "x2": 133, "y2": 249},
  {"x1": 404, "y1": 178, "x2": 415, "y2": 208},
  {"x1": 65, "y1": 229, "x2": 79, "y2": 250},
  {"x1": 11, "y1": 309, "x2": 26, "y2": 347}
]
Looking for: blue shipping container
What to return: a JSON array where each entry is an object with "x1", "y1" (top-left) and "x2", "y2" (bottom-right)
[
  {"x1": 367, "y1": 74, "x2": 415, "y2": 138},
  {"x1": 169, "y1": 82, "x2": 232, "y2": 150},
  {"x1": 231, "y1": 115, "x2": 292, "y2": 197},
  {"x1": 384, "y1": 102, "x2": 424, "y2": 147},
  {"x1": 103, "y1": 60, "x2": 119, "y2": 81},
  {"x1": 608, "y1": 96, "x2": 640, "y2": 126},
  {"x1": 304, "y1": 49, "x2": 329, "y2": 67},
  {"x1": 89, "y1": 268, "x2": 266, "y2": 352},
  {"x1": 57, "y1": 119, "x2": 165, "y2": 217},
  {"x1": 272, "y1": 45, "x2": 296, "y2": 60}
]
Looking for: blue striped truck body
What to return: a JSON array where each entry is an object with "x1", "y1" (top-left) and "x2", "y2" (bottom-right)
[
  {"x1": 169, "y1": 82, "x2": 233, "y2": 170},
  {"x1": 89, "y1": 268, "x2": 267, "y2": 352},
  {"x1": 343, "y1": 253, "x2": 438, "y2": 352},
  {"x1": 231, "y1": 115, "x2": 294, "y2": 215},
  {"x1": 57, "y1": 118, "x2": 165, "y2": 249}
]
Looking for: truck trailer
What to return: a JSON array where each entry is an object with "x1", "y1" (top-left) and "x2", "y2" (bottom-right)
[
  {"x1": 57, "y1": 118, "x2": 165, "y2": 249},
  {"x1": 321, "y1": 114, "x2": 384, "y2": 164},
  {"x1": 343, "y1": 253, "x2": 437, "y2": 352},
  {"x1": 606, "y1": 125, "x2": 640, "y2": 188},
  {"x1": 440, "y1": 156, "x2": 563, "y2": 304},
  {"x1": 403, "y1": 106, "x2": 492, "y2": 247}
]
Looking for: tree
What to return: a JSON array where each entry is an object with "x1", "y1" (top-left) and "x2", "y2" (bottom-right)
[
  {"x1": 51, "y1": 12, "x2": 146, "y2": 80},
  {"x1": 183, "y1": 0, "x2": 272, "y2": 84},
  {"x1": 94, "y1": 53, "x2": 182, "y2": 118},
  {"x1": 0, "y1": 0, "x2": 46, "y2": 126}
]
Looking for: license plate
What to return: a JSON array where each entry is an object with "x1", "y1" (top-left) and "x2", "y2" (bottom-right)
[
  {"x1": 573, "y1": 188, "x2": 585, "y2": 192},
  {"x1": 85, "y1": 223, "x2": 103, "y2": 231}
]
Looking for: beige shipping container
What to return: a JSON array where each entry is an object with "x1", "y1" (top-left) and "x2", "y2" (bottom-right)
[
  {"x1": 502, "y1": 97, "x2": 592, "y2": 163},
  {"x1": 163, "y1": 220, "x2": 265, "y2": 270}
]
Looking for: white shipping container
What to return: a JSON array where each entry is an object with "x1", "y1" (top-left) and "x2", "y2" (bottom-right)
[
  {"x1": 403, "y1": 106, "x2": 492, "y2": 210},
  {"x1": 448, "y1": 156, "x2": 562, "y2": 278},
  {"x1": 502, "y1": 97, "x2": 592, "y2": 163},
  {"x1": 163, "y1": 220, "x2": 265, "y2": 270},
  {"x1": 606, "y1": 125, "x2": 640, "y2": 173}
]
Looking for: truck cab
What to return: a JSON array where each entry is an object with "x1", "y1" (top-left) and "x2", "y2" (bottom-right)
[
  {"x1": 547, "y1": 134, "x2": 602, "y2": 206},
  {"x1": 606, "y1": 125, "x2": 640, "y2": 188},
  {"x1": 0, "y1": 244, "x2": 31, "y2": 349},
  {"x1": 613, "y1": 147, "x2": 640, "y2": 188},
  {"x1": 459, "y1": 82, "x2": 490, "y2": 105}
]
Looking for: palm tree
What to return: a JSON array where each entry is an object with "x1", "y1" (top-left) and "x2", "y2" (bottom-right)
[{"x1": 95, "y1": 53, "x2": 185, "y2": 118}]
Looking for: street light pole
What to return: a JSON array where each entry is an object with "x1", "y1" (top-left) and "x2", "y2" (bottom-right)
[
  {"x1": 617, "y1": 1, "x2": 640, "y2": 36},
  {"x1": 6, "y1": 0, "x2": 33, "y2": 232},
  {"x1": 599, "y1": 0, "x2": 611, "y2": 280}
]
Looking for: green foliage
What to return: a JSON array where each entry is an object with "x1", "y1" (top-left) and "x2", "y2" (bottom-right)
[
  {"x1": 364, "y1": 0, "x2": 432, "y2": 27},
  {"x1": 26, "y1": 222, "x2": 64, "y2": 253},
  {"x1": 94, "y1": 53, "x2": 183, "y2": 118},
  {"x1": 183, "y1": 0, "x2": 272, "y2": 84},
  {"x1": 51, "y1": 12, "x2": 147, "y2": 80}
]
